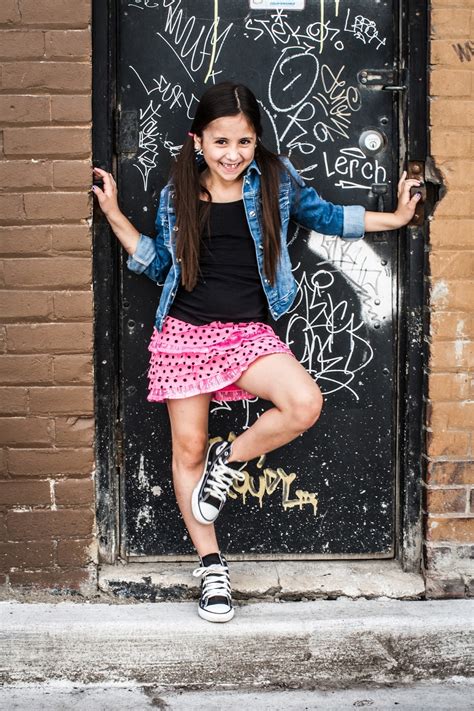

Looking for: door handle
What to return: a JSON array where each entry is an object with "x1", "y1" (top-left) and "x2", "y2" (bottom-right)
[{"x1": 407, "y1": 162, "x2": 426, "y2": 226}]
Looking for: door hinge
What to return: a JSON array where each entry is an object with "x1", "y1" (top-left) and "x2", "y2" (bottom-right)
[
  {"x1": 113, "y1": 108, "x2": 139, "y2": 155},
  {"x1": 358, "y1": 68, "x2": 407, "y2": 91}
]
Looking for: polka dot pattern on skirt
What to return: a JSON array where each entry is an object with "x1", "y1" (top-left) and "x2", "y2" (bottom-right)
[{"x1": 147, "y1": 316, "x2": 294, "y2": 403}]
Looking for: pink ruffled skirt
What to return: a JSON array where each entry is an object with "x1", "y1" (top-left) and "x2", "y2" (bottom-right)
[{"x1": 147, "y1": 315, "x2": 294, "y2": 402}]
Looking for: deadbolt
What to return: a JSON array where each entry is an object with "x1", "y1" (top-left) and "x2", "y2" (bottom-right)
[{"x1": 359, "y1": 129, "x2": 387, "y2": 156}]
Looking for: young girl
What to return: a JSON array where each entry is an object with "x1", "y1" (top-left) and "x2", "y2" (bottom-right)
[{"x1": 93, "y1": 82, "x2": 421, "y2": 624}]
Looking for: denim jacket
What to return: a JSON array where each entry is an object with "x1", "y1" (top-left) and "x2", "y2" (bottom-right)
[{"x1": 127, "y1": 157, "x2": 366, "y2": 331}]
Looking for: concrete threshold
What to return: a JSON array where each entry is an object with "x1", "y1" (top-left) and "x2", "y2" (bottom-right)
[
  {"x1": 1, "y1": 599, "x2": 472, "y2": 688},
  {"x1": 98, "y1": 558, "x2": 425, "y2": 601},
  {"x1": 2, "y1": 679, "x2": 474, "y2": 710}
]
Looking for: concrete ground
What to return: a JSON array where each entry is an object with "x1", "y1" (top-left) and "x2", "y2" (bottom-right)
[
  {"x1": 1, "y1": 598, "x2": 473, "y2": 706},
  {"x1": 98, "y1": 559, "x2": 426, "y2": 601},
  {"x1": 1, "y1": 678, "x2": 473, "y2": 710}
]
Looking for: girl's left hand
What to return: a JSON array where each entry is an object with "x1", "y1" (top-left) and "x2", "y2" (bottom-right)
[{"x1": 394, "y1": 171, "x2": 422, "y2": 226}]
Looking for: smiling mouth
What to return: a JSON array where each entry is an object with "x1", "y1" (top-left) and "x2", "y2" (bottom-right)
[{"x1": 219, "y1": 161, "x2": 242, "y2": 171}]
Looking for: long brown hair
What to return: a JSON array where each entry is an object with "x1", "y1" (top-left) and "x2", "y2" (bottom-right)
[{"x1": 171, "y1": 82, "x2": 286, "y2": 291}]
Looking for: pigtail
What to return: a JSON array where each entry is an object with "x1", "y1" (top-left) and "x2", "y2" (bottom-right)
[
  {"x1": 255, "y1": 141, "x2": 285, "y2": 286},
  {"x1": 171, "y1": 135, "x2": 209, "y2": 291}
]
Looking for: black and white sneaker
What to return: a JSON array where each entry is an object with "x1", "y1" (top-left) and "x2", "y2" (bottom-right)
[
  {"x1": 192, "y1": 552, "x2": 234, "y2": 623},
  {"x1": 191, "y1": 440, "x2": 245, "y2": 525}
]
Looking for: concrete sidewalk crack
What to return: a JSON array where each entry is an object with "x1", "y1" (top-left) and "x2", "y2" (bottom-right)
[{"x1": 275, "y1": 563, "x2": 281, "y2": 596}]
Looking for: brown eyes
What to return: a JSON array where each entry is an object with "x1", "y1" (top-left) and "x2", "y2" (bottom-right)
[{"x1": 215, "y1": 140, "x2": 253, "y2": 145}]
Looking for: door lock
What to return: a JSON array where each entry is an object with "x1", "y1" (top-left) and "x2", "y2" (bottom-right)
[{"x1": 359, "y1": 129, "x2": 387, "y2": 156}]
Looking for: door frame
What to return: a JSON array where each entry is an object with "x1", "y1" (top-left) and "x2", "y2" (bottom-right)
[{"x1": 91, "y1": 0, "x2": 428, "y2": 572}]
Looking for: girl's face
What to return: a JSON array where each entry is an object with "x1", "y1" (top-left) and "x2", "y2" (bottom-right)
[{"x1": 195, "y1": 114, "x2": 257, "y2": 186}]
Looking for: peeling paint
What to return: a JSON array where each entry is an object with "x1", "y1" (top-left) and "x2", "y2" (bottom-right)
[
  {"x1": 456, "y1": 320, "x2": 465, "y2": 339},
  {"x1": 137, "y1": 454, "x2": 149, "y2": 491},
  {"x1": 431, "y1": 280, "x2": 449, "y2": 304},
  {"x1": 308, "y1": 231, "x2": 393, "y2": 324},
  {"x1": 136, "y1": 505, "x2": 153, "y2": 530}
]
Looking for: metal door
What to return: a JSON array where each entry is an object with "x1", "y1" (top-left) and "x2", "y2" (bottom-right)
[{"x1": 116, "y1": 0, "x2": 402, "y2": 559}]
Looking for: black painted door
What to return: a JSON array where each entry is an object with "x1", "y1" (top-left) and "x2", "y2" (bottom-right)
[{"x1": 116, "y1": 0, "x2": 401, "y2": 559}]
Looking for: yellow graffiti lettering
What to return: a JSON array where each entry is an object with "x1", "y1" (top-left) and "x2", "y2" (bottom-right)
[
  {"x1": 204, "y1": 0, "x2": 219, "y2": 83},
  {"x1": 212, "y1": 434, "x2": 318, "y2": 515},
  {"x1": 229, "y1": 465, "x2": 318, "y2": 515}
]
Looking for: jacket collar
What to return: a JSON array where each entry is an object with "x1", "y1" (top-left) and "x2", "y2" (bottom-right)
[{"x1": 246, "y1": 159, "x2": 261, "y2": 176}]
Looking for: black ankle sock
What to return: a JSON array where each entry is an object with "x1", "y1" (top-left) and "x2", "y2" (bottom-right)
[
  {"x1": 200, "y1": 552, "x2": 228, "y2": 606},
  {"x1": 201, "y1": 552, "x2": 223, "y2": 567}
]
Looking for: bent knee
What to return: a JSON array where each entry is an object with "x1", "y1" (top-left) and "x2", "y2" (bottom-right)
[
  {"x1": 287, "y1": 387, "x2": 323, "y2": 431},
  {"x1": 172, "y1": 432, "x2": 208, "y2": 471}
]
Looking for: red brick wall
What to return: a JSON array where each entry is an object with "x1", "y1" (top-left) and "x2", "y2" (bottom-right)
[
  {"x1": 424, "y1": 2, "x2": 474, "y2": 598},
  {"x1": 0, "y1": 0, "x2": 96, "y2": 592}
]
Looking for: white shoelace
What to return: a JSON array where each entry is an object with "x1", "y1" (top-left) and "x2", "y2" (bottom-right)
[
  {"x1": 204, "y1": 460, "x2": 246, "y2": 503},
  {"x1": 192, "y1": 563, "x2": 232, "y2": 604}
]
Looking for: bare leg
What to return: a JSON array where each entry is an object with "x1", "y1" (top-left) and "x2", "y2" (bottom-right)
[
  {"x1": 166, "y1": 394, "x2": 221, "y2": 558},
  {"x1": 228, "y1": 353, "x2": 323, "y2": 463}
]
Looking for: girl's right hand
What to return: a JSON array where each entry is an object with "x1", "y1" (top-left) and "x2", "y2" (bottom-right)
[{"x1": 92, "y1": 167, "x2": 120, "y2": 217}]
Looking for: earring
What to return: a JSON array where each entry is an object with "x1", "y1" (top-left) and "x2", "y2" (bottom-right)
[{"x1": 194, "y1": 146, "x2": 203, "y2": 157}]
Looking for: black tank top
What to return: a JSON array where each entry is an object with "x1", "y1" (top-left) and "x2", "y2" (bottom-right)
[{"x1": 169, "y1": 199, "x2": 268, "y2": 326}]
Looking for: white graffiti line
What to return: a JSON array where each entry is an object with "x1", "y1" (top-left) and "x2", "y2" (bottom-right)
[
  {"x1": 163, "y1": 0, "x2": 233, "y2": 76},
  {"x1": 335, "y1": 180, "x2": 372, "y2": 190},
  {"x1": 266, "y1": 50, "x2": 361, "y2": 161},
  {"x1": 133, "y1": 101, "x2": 182, "y2": 190},
  {"x1": 258, "y1": 100, "x2": 281, "y2": 154},
  {"x1": 269, "y1": 47, "x2": 320, "y2": 113},
  {"x1": 128, "y1": 0, "x2": 160, "y2": 8},
  {"x1": 129, "y1": 65, "x2": 199, "y2": 119},
  {"x1": 307, "y1": 232, "x2": 392, "y2": 324},
  {"x1": 322, "y1": 146, "x2": 387, "y2": 191},
  {"x1": 210, "y1": 397, "x2": 259, "y2": 429},
  {"x1": 245, "y1": 8, "x2": 345, "y2": 52},
  {"x1": 283, "y1": 73, "x2": 303, "y2": 93},
  {"x1": 245, "y1": 14, "x2": 313, "y2": 48},
  {"x1": 296, "y1": 162, "x2": 320, "y2": 176},
  {"x1": 284, "y1": 241, "x2": 385, "y2": 400},
  {"x1": 305, "y1": 19, "x2": 344, "y2": 52},
  {"x1": 133, "y1": 100, "x2": 162, "y2": 190},
  {"x1": 279, "y1": 100, "x2": 321, "y2": 156},
  {"x1": 286, "y1": 299, "x2": 373, "y2": 400},
  {"x1": 156, "y1": 31, "x2": 195, "y2": 82},
  {"x1": 343, "y1": 8, "x2": 386, "y2": 50},
  {"x1": 312, "y1": 64, "x2": 362, "y2": 143}
]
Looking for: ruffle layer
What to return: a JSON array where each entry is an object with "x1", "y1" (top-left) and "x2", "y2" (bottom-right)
[
  {"x1": 146, "y1": 316, "x2": 293, "y2": 403},
  {"x1": 148, "y1": 319, "x2": 277, "y2": 355},
  {"x1": 147, "y1": 348, "x2": 291, "y2": 403}
]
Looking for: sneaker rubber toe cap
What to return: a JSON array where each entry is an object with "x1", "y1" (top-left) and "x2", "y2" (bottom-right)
[{"x1": 198, "y1": 500, "x2": 219, "y2": 523}]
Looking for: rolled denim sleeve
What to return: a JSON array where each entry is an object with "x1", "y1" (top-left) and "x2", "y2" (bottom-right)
[
  {"x1": 127, "y1": 234, "x2": 157, "y2": 274},
  {"x1": 342, "y1": 205, "x2": 366, "y2": 240},
  {"x1": 125, "y1": 188, "x2": 173, "y2": 283},
  {"x1": 126, "y1": 231, "x2": 172, "y2": 283},
  {"x1": 283, "y1": 157, "x2": 366, "y2": 240}
]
